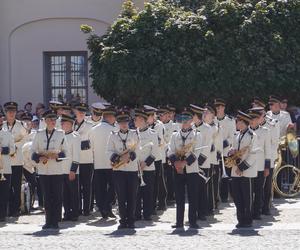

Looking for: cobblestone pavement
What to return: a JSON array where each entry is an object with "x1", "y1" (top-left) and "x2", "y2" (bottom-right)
[{"x1": 1, "y1": 198, "x2": 300, "y2": 250}]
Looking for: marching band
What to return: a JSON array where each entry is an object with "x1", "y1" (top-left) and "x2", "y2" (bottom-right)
[{"x1": 0, "y1": 95, "x2": 295, "y2": 230}]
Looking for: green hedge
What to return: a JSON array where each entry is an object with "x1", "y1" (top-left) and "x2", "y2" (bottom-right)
[{"x1": 82, "y1": 0, "x2": 300, "y2": 111}]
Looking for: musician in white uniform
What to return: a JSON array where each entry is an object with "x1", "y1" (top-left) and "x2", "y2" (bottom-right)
[
  {"x1": 262, "y1": 114, "x2": 280, "y2": 215},
  {"x1": 3, "y1": 102, "x2": 28, "y2": 217},
  {"x1": 145, "y1": 105, "x2": 167, "y2": 212},
  {"x1": 214, "y1": 98, "x2": 236, "y2": 203},
  {"x1": 168, "y1": 107, "x2": 202, "y2": 229},
  {"x1": 86, "y1": 102, "x2": 104, "y2": 126},
  {"x1": 135, "y1": 108, "x2": 160, "y2": 221},
  {"x1": 204, "y1": 103, "x2": 223, "y2": 211},
  {"x1": 248, "y1": 108, "x2": 271, "y2": 220},
  {"x1": 229, "y1": 111, "x2": 258, "y2": 228},
  {"x1": 190, "y1": 104, "x2": 213, "y2": 221},
  {"x1": 0, "y1": 128, "x2": 15, "y2": 222},
  {"x1": 39, "y1": 101, "x2": 64, "y2": 130},
  {"x1": 73, "y1": 103, "x2": 94, "y2": 216},
  {"x1": 107, "y1": 110, "x2": 139, "y2": 229},
  {"x1": 267, "y1": 95, "x2": 292, "y2": 137},
  {"x1": 61, "y1": 114, "x2": 81, "y2": 221},
  {"x1": 158, "y1": 106, "x2": 177, "y2": 204},
  {"x1": 90, "y1": 106, "x2": 118, "y2": 219},
  {"x1": 31, "y1": 110, "x2": 68, "y2": 229}
]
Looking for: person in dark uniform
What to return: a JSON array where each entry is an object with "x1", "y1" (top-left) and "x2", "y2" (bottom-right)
[
  {"x1": 61, "y1": 114, "x2": 81, "y2": 221},
  {"x1": 229, "y1": 111, "x2": 258, "y2": 228},
  {"x1": 107, "y1": 109, "x2": 139, "y2": 229},
  {"x1": 31, "y1": 110, "x2": 68, "y2": 229},
  {"x1": 0, "y1": 128, "x2": 15, "y2": 222},
  {"x1": 168, "y1": 107, "x2": 202, "y2": 229},
  {"x1": 3, "y1": 102, "x2": 28, "y2": 217}
]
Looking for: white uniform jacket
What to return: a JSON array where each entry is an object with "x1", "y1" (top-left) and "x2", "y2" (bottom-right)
[
  {"x1": 193, "y1": 122, "x2": 213, "y2": 169},
  {"x1": 62, "y1": 131, "x2": 81, "y2": 174},
  {"x1": 0, "y1": 129, "x2": 15, "y2": 174},
  {"x1": 74, "y1": 120, "x2": 94, "y2": 164},
  {"x1": 3, "y1": 120, "x2": 28, "y2": 166},
  {"x1": 231, "y1": 129, "x2": 258, "y2": 178},
  {"x1": 31, "y1": 129, "x2": 68, "y2": 175},
  {"x1": 90, "y1": 121, "x2": 118, "y2": 170},
  {"x1": 249, "y1": 126, "x2": 271, "y2": 172},
  {"x1": 214, "y1": 115, "x2": 236, "y2": 156},
  {"x1": 107, "y1": 129, "x2": 139, "y2": 172},
  {"x1": 136, "y1": 128, "x2": 160, "y2": 172},
  {"x1": 168, "y1": 128, "x2": 203, "y2": 174}
]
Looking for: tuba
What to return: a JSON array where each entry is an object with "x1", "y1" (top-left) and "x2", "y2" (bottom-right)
[{"x1": 272, "y1": 127, "x2": 300, "y2": 197}]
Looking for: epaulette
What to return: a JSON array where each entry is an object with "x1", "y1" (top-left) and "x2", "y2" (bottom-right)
[
  {"x1": 149, "y1": 128, "x2": 157, "y2": 134},
  {"x1": 227, "y1": 115, "x2": 234, "y2": 120},
  {"x1": 56, "y1": 128, "x2": 64, "y2": 133},
  {"x1": 37, "y1": 128, "x2": 45, "y2": 133},
  {"x1": 281, "y1": 110, "x2": 289, "y2": 115},
  {"x1": 72, "y1": 131, "x2": 80, "y2": 137},
  {"x1": 248, "y1": 130, "x2": 254, "y2": 138}
]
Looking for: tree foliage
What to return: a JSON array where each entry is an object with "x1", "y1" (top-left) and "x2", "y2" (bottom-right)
[{"x1": 82, "y1": 0, "x2": 300, "y2": 111}]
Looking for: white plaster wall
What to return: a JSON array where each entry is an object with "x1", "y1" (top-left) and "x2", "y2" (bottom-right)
[{"x1": 0, "y1": 0, "x2": 144, "y2": 107}]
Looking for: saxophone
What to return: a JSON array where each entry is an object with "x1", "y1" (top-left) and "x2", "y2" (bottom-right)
[{"x1": 175, "y1": 142, "x2": 195, "y2": 174}]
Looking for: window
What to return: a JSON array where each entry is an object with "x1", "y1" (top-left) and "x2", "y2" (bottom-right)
[{"x1": 44, "y1": 51, "x2": 88, "y2": 104}]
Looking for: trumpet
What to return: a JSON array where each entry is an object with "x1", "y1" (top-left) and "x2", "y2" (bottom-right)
[
  {"x1": 221, "y1": 152, "x2": 229, "y2": 179},
  {"x1": 225, "y1": 146, "x2": 250, "y2": 168},
  {"x1": 137, "y1": 161, "x2": 146, "y2": 187},
  {"x1": 198, "y1": 168, "x2": 210, "y2": 183}
]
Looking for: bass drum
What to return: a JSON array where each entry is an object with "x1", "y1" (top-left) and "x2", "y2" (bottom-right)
[{"x1": 273, "y1": 164, "x2": 300, "y2": 198}]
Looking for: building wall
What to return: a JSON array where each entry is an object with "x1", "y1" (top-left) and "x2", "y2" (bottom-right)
[{"x1": 0, "y1": 0, "x2": 144, "y2": 108}]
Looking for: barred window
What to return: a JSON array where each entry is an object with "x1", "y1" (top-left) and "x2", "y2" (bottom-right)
[{"x1": 44, "y1": 51, "x2": 88, "y2": 104}]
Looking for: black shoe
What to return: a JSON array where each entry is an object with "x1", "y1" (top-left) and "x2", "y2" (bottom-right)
[
  {"x1": 152, "y1": 210, "x2": 157, "y2": 215},
  {"x1": 197, "y1": 215, "x2": 207, "y2": 221},
  {"x1": 71, "y1": 217, "x2": 78, "y2": 222},
  {"x1": 51, "y1": 224, "x2": 59, "y2": 229},
  {"x1": 62, "y1": 217, "x2": 71, "y2": 221},
  {"x1": 118, "y1": 224, "x2": 127, "y2": 229},
  {"x1": 144, "y1": 216, "x2": 152, "y2": 221},
  {"x1": 108, "y1": 211, "x2": 116, "y2": 218},
  {"x1": 157, "y1": 206, "x2": 167, "y2": 211},
  {"x1": 83, "y1": 211, "x2": 90, "y2": 217},
  {"x1": 0, "y1": 217, "x2": 6, "y2": 223},
  {"x1": 262, "y1": 210, "x2": 271, "y2": 216},
  {"x1": 11, "y1": 212, "x2": 20, "y2": 218},
  {"x1": 135, "y1": 215, "x2": 142, "y2": 221},
  {"x1": 189, "y1": 223, "x2": 199, "y2": 229},
  {"x1": 235, "y1": 223, "x2": 243, "y2": 228},
  {"x1": 128, "y1": 223, "x2": 135, "y2": 229},
  {"x1": 42, "y1": 224, "x2": 51, "y2": 230},
  {"x1": 253, "y1": 215, "x2": 262, "y2": 220},
  {"x1": 171, "y1": 224, "x2": 183, "y2": 229},
  {"x1": 101, "y1": 211, "x2": 109, "y2": 219},
  {"x1": 241, "y1": 223, "x2": 252, "y2": 228},
  {"x1": 221, "y1": 199, "x2": 228, "y2": 203}
]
